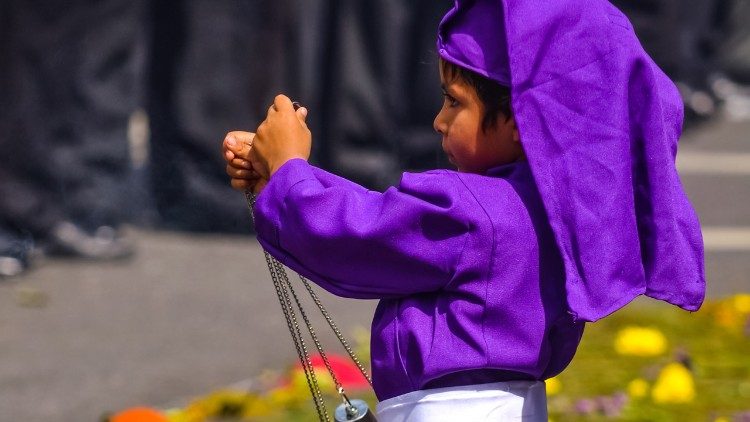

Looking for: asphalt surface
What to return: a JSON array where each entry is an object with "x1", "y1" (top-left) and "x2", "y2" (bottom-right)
[{"x1": 1, "y1": 114, "x2": 748, "y2": 422}]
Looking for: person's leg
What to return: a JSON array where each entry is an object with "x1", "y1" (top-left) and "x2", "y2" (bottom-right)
[
  {"x1": 0, "y1": 224, "x2": 34, "y2": 279},
  {"x1": 609, "y1": 0, "x2": 719, "y2": 121},
  {"x1": 0, "y1": 1, "x2": 68, "y2": 239},
  {"x1": 0, "y1": 1, "x2": 31, "y2": 277},
  {"x1": 57, "y1": 0, "x2": 146, "y2": 232},
  {"x1": 399, "y1": 0, "x2": 453, "y2": 172},
  {"x1": 147, "y1": 0, "x2": 293, "y2": 232},
  {"x1": 311, "y1": 0, "x2": 452, "y2": 189},
  {"x1": 676, "y1": 0, "x2": 719, "y2": 90},
  {"x1": 2, "y1": 0, "x2": 140, "y2": 260},
  {"x1": 718, "y1": 0, "x2": 750, "y2": 83},
  {"x1": 316, "y1": 0, "x2": 407, "y2": 190}
]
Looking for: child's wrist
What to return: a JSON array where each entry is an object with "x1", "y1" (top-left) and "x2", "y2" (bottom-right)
[{"x1": 269, "y1": 156, "x2": 308, "y2": 176}]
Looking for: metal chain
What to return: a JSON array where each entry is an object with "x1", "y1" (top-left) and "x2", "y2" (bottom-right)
[
  {"x1": 245, "y1": 191, "x2": 372, "y2": 386},
  {"x1": 272, "y1": 258, "x2": 345, "y2": 393},
  {"x1": 298, "y1": 275, "x2": 373, "y2": 386},
  {"x1": 247, "y1": 191, "x2": 380, "y2": 421},
  {"x1": 267, "y1": 250, "x2": 329, "y2": 421},
  {"x1": 247, "y1": 191, "x2": 328, "y2": 421}
]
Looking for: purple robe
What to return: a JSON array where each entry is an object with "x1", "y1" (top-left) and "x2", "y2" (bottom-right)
[
  {"x1": 255, "y1": 159, "x2": 583, "y2": 400},
  {"x1": 252, "y1": 0, "x2": 705, "y2": 403}
]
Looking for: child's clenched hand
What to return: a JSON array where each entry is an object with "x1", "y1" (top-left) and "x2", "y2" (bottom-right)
[
  {"x1": 222, "y1": 95, "x2": 309, "y2": 194},
  {"x1": 223, "y1": 131, "x2": 266, "y2": 193},
  {"x1": 252, "y1": 94, "x2": 310, "y2": 178}
]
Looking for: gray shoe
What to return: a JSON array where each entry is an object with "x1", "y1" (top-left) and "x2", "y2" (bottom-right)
[
  {"x1": 0, "y1": 256, "x2": 25, "y2": 278},
  {"x1": 0, "y1": 232, "x2": 34, "y2": 279},
  {"x1": 44, "y1": 221, "x2": 135, "y2": 260}
]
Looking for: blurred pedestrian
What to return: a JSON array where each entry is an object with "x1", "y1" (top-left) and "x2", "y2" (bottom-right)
[
  {"x1": 306, "y1": 0, "x2": 453, "y2": 190},
  {"x1": 0, "y1": 0, "x2": 143, "y2": 277},
  {"x1": 145, "y1": 0, "x2": 296, "y2": 232},
  {"x1": 717, "y1": 0, "x2": 750, "y2": 83},
  {"x1": 610, "y1": 0, "x2": 732, "y2": 121}
]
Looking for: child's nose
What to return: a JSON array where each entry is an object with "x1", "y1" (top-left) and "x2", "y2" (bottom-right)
[{"x1": 433, "y1": 111, "x2": 445, "y2": 135}]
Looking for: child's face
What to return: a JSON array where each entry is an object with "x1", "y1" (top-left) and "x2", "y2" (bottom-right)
[{"x1": 434, "y1": 67, "x2": 522, "y2": 174}]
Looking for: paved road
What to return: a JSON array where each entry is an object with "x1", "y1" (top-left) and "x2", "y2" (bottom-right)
[
  {"x1": 0, "y1": 232, "x2": 378, "y2": 421},
  {"x1": 678, "y1": 116, "x2": 750, "y2": 296},
  {"x1": 0, "y1": 116, "x2": 748, "y2": 422}
]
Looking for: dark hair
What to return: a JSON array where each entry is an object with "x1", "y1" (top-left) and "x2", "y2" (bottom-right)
[{"x1": 440, "y1": 59, "x2": 512, "y2": 132}]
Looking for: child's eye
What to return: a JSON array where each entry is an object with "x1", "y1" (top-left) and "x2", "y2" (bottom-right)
[{"x1": 442, "y1": 93, "x2": 459, "y2": 107}]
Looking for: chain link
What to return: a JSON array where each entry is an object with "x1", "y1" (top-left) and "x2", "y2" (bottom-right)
[
  {"x1": 267, "y1": 251, "x2": 329, "y2": 421},
  {"x1": 248, "y1": 191, "x2": 328, "y2": 421},
  {"x1": 246, "y1": 190, "x2": 373, "y2": 421},
  {"x1": 266, "y1": 254, "x2": 327, "y2": 419},
  {"x1": 274, "y1": 259, "x2": 345, "y2": 391},
  {"x1": 298, "y1": 275, "x2": 373, "y2": 386}
]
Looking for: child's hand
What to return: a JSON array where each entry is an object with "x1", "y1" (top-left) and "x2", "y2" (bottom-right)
[
  {"x1": 251, "y1": 94, "x2": 310, "y2": 179},
  {"x1": 223, "y1": 131, "x2": 266, "y2": 193}
]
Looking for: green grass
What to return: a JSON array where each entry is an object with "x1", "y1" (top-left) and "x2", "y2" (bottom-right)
[
  {"x1": 159, "y1": 295, "x2": 750, "y2": 422},
  {"x1": 549, "y1": 297, "x2": 750, "y2": 421}
]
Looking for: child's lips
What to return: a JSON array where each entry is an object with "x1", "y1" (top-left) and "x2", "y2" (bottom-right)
[{"x1": 441, "y1": 144, "x2": 451, "y2": 161}]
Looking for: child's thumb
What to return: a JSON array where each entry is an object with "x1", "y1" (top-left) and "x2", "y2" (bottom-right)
[
  {"x1": 296, "y1": 107, "x2": 308, "y2": 124},
  {"x1": 225, "y1": 132, "x2": 254, "y2": 158}
]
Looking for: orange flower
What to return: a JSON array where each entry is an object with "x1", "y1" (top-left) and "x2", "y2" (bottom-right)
[{"x1": 111, "y1": 407, "x2": 167, "y2": 422}]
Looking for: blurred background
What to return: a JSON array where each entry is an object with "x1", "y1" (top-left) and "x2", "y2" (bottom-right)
[{"x1": 0, "y1": 0, "x2": 748, "y2": 421}]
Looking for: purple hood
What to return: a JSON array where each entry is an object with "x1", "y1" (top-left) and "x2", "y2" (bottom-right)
[{"x1": 438, "y1": 0, "x2": 705, "y2": 321}]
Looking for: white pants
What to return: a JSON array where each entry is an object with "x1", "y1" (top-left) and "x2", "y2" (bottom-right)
[{"x1": 375, "y1": 380, "x2": 548, "y2": 421}]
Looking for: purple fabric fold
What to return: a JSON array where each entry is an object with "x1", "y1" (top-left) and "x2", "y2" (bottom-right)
[{"x1": 437, "y1": 0, "x2": 705, "y2": 321}]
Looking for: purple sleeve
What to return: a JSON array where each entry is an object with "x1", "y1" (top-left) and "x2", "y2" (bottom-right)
[{"x1": 253, "y1": 159, "x2": 471, "y2": 299}]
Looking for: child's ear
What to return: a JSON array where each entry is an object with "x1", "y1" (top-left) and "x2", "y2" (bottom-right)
[{"x1": 511, "y1": 117, "x2": 520, "y2": 143}]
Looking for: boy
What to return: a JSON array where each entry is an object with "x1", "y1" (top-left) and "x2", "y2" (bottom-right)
[{"x1": 223, "y1": 0, "x2": 704, "y2": 419}]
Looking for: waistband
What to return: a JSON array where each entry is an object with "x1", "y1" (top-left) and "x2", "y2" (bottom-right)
[{"x1": 376, "y1": 380, "x2": 547, "y2": 421}]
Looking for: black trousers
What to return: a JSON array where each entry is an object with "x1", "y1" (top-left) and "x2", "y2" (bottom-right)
[
  {"x1": 718, "y1": 0, "x2": 750, "y2": 82},
  {"x1": 610, "y1": 0, "x2": 727, "y2": 89},
  {"x1": 305, "y1": 0, "x2": 453, "y2": 190},
  {"x1": 1, "y1": 0, "x2": 454, "y2": 239},
  {"x1": 0, "y1": 0, "x2": 145, "y2": 236},
  {"x1": 0, "y1": 0, "x2": 296, "y2": 235},
  {"x1": 145, "y1": 0, "x2": 296, "y2": 232}
]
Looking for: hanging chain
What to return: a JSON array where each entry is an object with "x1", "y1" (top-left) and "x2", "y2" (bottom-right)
[
  {"x1": 247, "y1": 191, "x2": 328, "y2": 421},
  {"x1": 267, "y1": 250, "x2": 329, "y2": 421},
  {"x1": 297, "y1": 275, "x2": 373, "y2": 386},
  {"x1": 245, "y1": 190, "x2": 373, "y2": 421},
  {"x1": 273, "y1": 258, "x2": 347, "y2": 389}
]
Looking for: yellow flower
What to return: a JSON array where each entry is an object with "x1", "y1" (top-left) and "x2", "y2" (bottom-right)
[
  {"x1": 651, "y1": 363, "x2": 695, "y2": 404},
  {"x1": 164, "y1": 408, "x2": 190, "y2": 422},
  {"x1": 179, "y1": 389, "x2": 265, "y2": 421},
  {"x1": 627, "y1": 378, "x2": 649, "y2": 398},
  {"x1": 289, "y1": 366, "x2": 335, "y2": 394},
  {"x1": 268, "y1": 385, "x2": 304, "y2": 409},
  {"x1": 713, "y1": 417, "x2": 730, "y2": 422},
  {"x1": 614, "y1": 326, "x2": 668, "y2": 356},
  {"x1": 714, "y1": 305, "x2": 742, "y2": 329},
  {"x1": 732, "y1": 294, "x2": 750, "y2": 314},
  {"x1": 545, "y1": 377, "x2": 562, "y2": 396}
]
